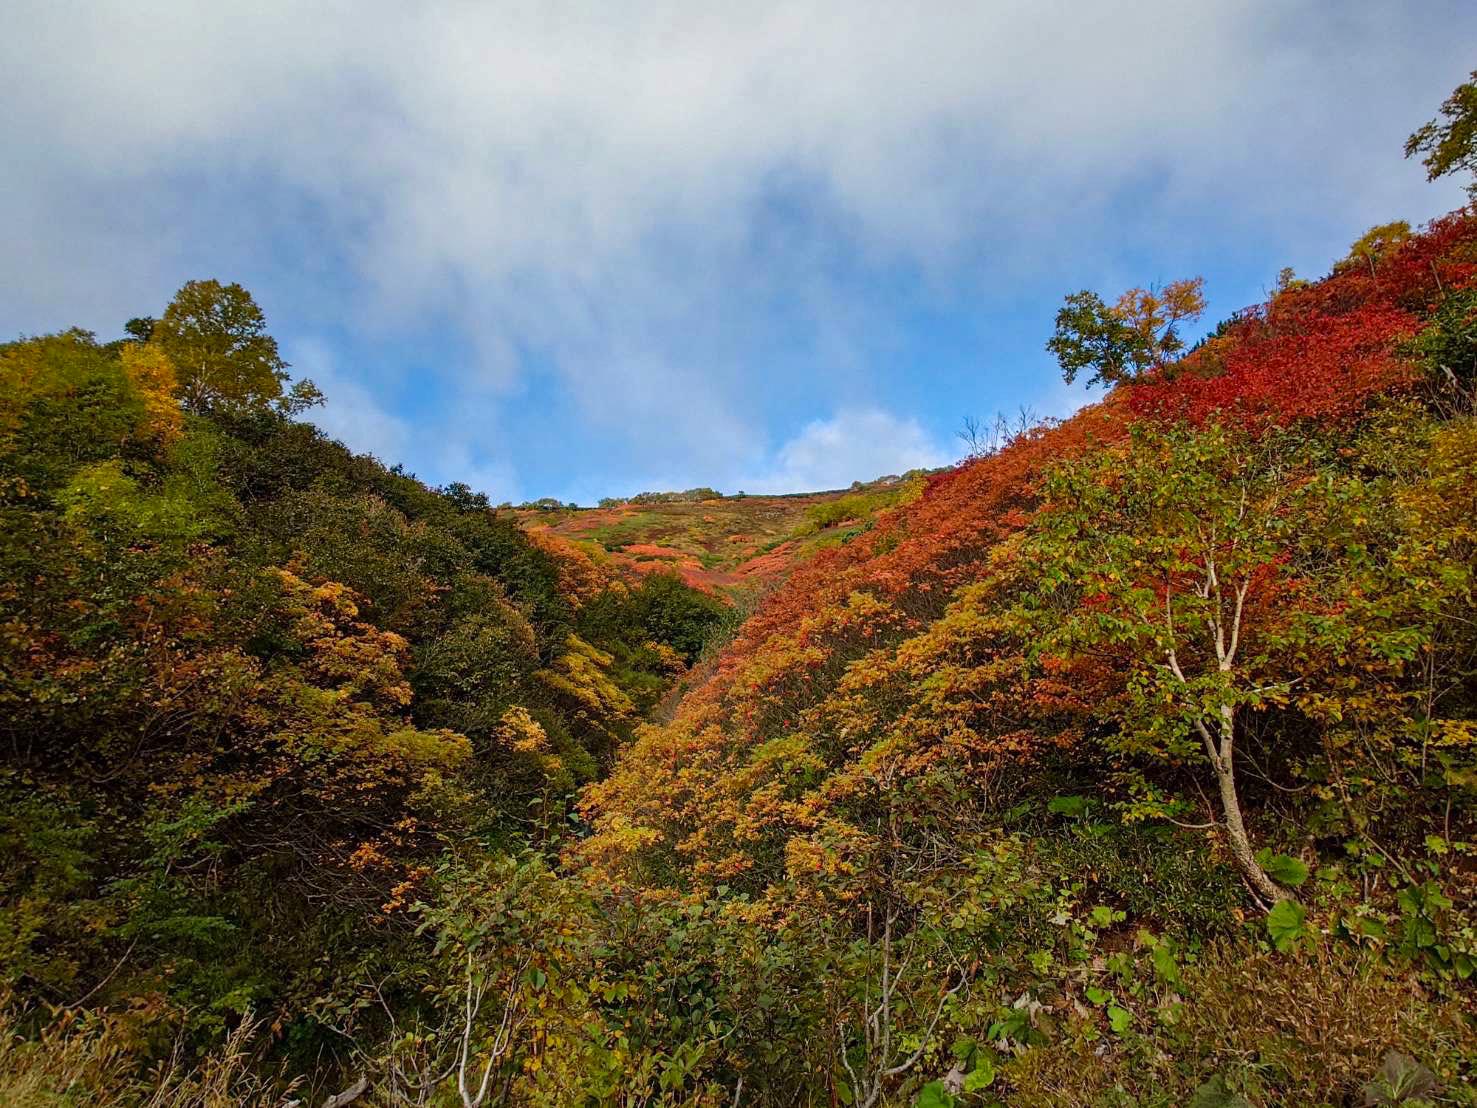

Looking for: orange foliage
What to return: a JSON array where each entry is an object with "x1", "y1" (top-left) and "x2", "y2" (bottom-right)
[
  {"x1": 575, "y1": 210, "x2": 1477, "y2": 908},
  {"x1": 524, "y1": 527, "x2": 612, "y2": 607}
]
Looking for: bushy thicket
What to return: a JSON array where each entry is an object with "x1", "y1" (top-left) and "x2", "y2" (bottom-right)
[{"x1": 0, "y1": 320, "x2": 732, "y2": 1102}]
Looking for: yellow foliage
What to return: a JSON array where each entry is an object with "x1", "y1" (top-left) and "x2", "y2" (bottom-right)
[
  {"x1": 377, "y1": 726, "x2": 472, "y2": 769},
  {"x1": 495, "y1": 705, "x2": 568, "y2": 783},
  {"x1": 1111, "y1": 276, "x2": 1207, "y2": 349},
  {"x1": 645, "y1": 640, "x2": 687, "y2": 676},
  {"x1": 120, "y1": 342, "x2": 183, "y2": 446},
  {"x1": 497, "y1": 705, "x2": 551, "y2": 754},
  {"x1": 272, "y1": 567, "x2": 413, "y2": 707},
  {"x1": 537, "y1": 635, "x2": 635, "y2": 722}
]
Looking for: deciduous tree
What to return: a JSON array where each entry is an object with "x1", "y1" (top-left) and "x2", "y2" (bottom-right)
[
  {"x1": 1047, "y1": 278, "x2": 1205, "y2": 387},
  {"x1": 156, "y1": 279, "x2": 293, "y2": 413},
  {"x1": 1406, "y1": 68, "x2": 1477, "y2": 200},
  {"x1": 1020, "y1": 422, "x2": 1317, "y2": 904}
]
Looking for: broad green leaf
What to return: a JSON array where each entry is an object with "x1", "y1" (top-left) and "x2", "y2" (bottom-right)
[
  {"x1": 1189, "y1": 1075, "x2": 1253, "y2": 1108},
  {"x1": 1151, "y1": 940, "x2": 1182, "y2": 985},
  {"x1": 1267, "y1": 899, "x2": 1309, "y2": 952},
  {"x1": 1255, "y1": 847, "x2": 1310, "y2": 887},
  {"x1": 962, "y1": 1059, "x2": 996, "y2": 1091},
  {"x1": 916, "y1": 1080, "x2": 957, "y2": 1108},
  {"x1": 1089, "y1": 905, "x2": 1119, "y2": 927},
  {"x1": 1047, "y1": 794, "x2": 1091, "y2": 818}
]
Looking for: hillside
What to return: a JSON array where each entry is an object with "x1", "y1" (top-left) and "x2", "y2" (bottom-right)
[
  {"x1": 0, "y1": 318, "x2": 734, "y2": 1102},
  {"x1": 515, "y1": 478, "x2": 925, "y2": 597},
  {"x1": 572, "y1": 210, "x2": 1477, "y2": 1102},
  {"x1": 3, "y1": 194, "x2": 1477, "y2": 1108}
]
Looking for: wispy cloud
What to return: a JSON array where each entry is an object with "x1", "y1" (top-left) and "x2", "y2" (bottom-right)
[
  {"x1": 292, "y1": 340, "x2": 412, "y2": 467},
  {"x1": 294, "y1": 338, "x2": 523, "y2": 501},
  {"x1": 742, "y1": 408, "x2": 951, "y2": 494},
  {"x1": 3, "y1": 2, "x2": 1472, "y2": 498}
]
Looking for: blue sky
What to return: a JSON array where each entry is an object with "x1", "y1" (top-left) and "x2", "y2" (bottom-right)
[{"x1": 3, "y1": 2, "x2": 1473, "y2": 504}]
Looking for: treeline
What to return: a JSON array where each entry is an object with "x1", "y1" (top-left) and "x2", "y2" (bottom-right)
[{"x1": 597, "y1": 487, "x2": 724, "y2": 509}]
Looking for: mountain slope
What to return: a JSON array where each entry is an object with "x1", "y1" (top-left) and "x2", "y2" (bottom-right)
[
  {"x1": 569, "y1": 211, "x2": 1477, "y2": 1102},
  {"x1": 2, "y1": 213, "x2": 1475, "y2": 1106},
  {"x1": 517, "y1": 478, "x2": 925, "y2": 597}
]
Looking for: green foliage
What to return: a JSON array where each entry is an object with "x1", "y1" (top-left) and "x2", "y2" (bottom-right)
[
  {"x1": 1267, "y1": 899, "x2": 1311, "y2": 953},
  {"x1": 1047, "y1": 289, "x2": 1148, "y2": 387},
  {"x1": 580, "y1": 571, "x2": 730, "y2": 664},
  {"x1": 0, "y1": 298, "x2": 725, "y2": 1090},
  {"x1": 1189, "y1": 1075, "x2": 1253, "y2": 1108},
  {"x1": 1362, "y1": 1051, "x2": 1441, "y2": 1107},
  {"x1": 1046, "y1": 794, "x2": 1091, "y2": 818},
  {"x1": 6, "y1": 210, "x2": 1477, "y2": 1106},
  {"x1": 156, "y1": 279, "x2": 295, "y2": 414},
  {"x1": 801, "y1": 484, "x2": 911, "y2": 532},
  {"x1": 1406, "y1": 285, "x2": 1477, "y2": 384},
  {"x1": 1255, "y1": 848, "x2": 1310, "y2": 888},
  {"x1": 1406, "y1": 68, "x2": 1477, "y2": 200},
  {"x1": 1046, "y1": 278, "x2": 1206, "y2": 387},
  {"x1": 625, "y1": 486, "x2": 723, "y2": 505},
  {"x1": 0, "y1": 330, "x2": 153, "y2": 488},
  {"x1": 915, "y1": 1080, "x2": 956, "y2": 1107}
]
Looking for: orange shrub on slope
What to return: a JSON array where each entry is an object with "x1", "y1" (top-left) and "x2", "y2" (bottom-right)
[{"x1": 575, "y1": 210, "x2": 1477, "y2": 900}]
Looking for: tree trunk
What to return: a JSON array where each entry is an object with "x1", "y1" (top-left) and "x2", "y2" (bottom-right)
[{"x1": 1209, "y1": 710, "x2": 1287, "y2": 906}]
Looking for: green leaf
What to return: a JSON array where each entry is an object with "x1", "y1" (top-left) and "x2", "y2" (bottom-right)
[
  {"x1": 1351, "y1": 915, "x2": 1388, "y2": 941},
  {"x1": 1189, "y1": 1075, "x2": 1253, "y2": 1108},
  {"x1": 1255, "y1": 848, "x2": 1310, "y2": 887},
  {"x1": 962, "y1": 1059, "x2": 996, "y2": 1092},
  {"x1": 1107, "y1": 1005, "x2": 1133, "y2": 1034},
  {"x1": 916, "y1": 1080, "x2": 957, "y2": 1108},
  {"x1": 1047, "y1": 794, "x2": 1091, "y2": 818},
  {"x1": 1362, "y1": 1050, "x2": 1438, "y2": 1105},
  {"x1": 1267, "y1": 899, "x2": 1309, "y2": 952},
  {"x1": 1085, "y1": 986, "x2": 1111, "y2": 1006},
  {"x1": 1151, "y1": 940, "x2": 1182, "y2": 986}
]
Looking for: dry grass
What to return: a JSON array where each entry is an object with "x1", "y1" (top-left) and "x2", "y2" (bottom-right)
[
  {"x1": 0, "y1": 1003, "x2": 131, "y2": 1106},
  {"x1": 1002, "y1": 941, "x2": 1477, "y2": 1107},
  {"x1": 0, "y1": 999, "x2": 299, "y2": 1108}
]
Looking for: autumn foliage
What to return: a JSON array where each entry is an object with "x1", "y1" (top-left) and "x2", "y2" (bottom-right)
[
  {"x1": 5, "y1": 212, "x2": 1477, "y2": 1104},
  {"x1": 578, "y1": 210, "x2": 1477, "y2": 964}
]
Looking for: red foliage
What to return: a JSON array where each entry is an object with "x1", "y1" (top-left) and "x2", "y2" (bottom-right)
[
  {"x1": 1128, "y1": 210, "x2": 1477, "y2": 427},
  {"x1": 577, "y1": 209, "x2": 1477, "y2": 891},
  {"x1": 680, "y1": 212, "x2": 1477, "y2": 750},
  {"x1": 1128, "y1": 304, "x2": 1420, "y2": 426}
]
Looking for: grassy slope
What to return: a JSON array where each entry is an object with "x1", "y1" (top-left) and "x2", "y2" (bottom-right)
[{"x1": 515, "y1": 479, "x2": 923, "y2": 598}]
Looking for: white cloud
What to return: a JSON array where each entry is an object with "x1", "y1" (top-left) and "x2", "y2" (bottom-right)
[
  {"x1": 294, "y1": 337, "x2": 523, "y2": 502},
  {"x1": 293, "y1": 339, "x2": 411, "y2": 465},
  {"x1": 742, "y1": 408, "x2": 950, "y2": 494},
  {"x1": 2, "y1": 1, "x2": 1472, "y2": 494}
]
